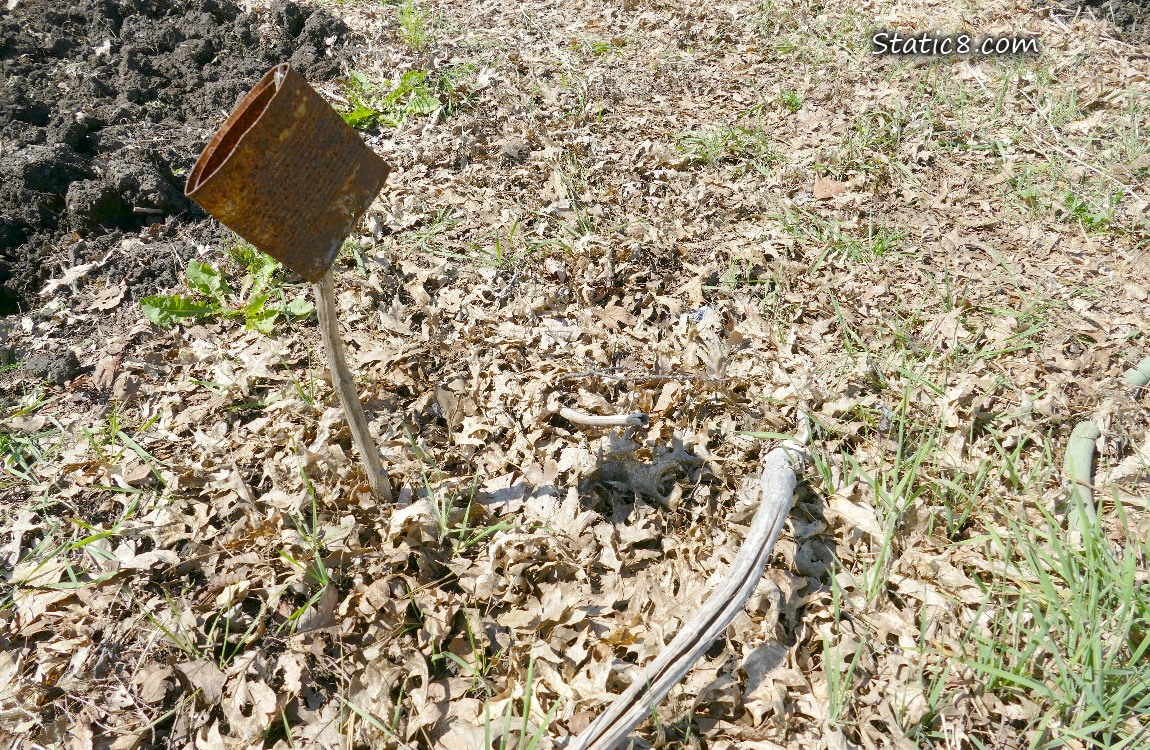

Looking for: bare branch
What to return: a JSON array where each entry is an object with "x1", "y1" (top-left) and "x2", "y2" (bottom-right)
[{"x1": 566, "y1": 418, "x2": 810, "y2": 750}]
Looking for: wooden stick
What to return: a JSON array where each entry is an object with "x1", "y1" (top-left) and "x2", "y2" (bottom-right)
[
  {"x1": 566, "y1": 420, "x2": 810, "y2": 750},
  {"x1": 558, "y1": 407, "x2": 649, "y2": 428},
  {"x1": 312, "y1": 268, "x2": 393, "y2": 503}
]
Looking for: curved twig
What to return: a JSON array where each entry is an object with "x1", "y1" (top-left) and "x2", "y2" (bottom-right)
[
  {"x1": 1063, "y1": 354, "x2": 1149, "y2": 538},
  {"x1": 558, "y1": 407, "x2": 649, "y2": 428},
  {"x1": 565, "y1": 415, "x2": 810, "y2": 750}
]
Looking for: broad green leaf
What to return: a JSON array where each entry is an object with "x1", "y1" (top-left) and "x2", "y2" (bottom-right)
[
  {"x1": 185, "y1": 260, "x2": 230, "y2": 304},
  {"x1": 342, "y1": 104, "x2": 380, "y2": 129},
  {"x1": 398, "y1": 69, "x2": 427, "y2": 89},
  {"x1": 283, "y1": 297, "x2": 315, "y2": 319},
  {"x1": 243, "y1": 292, "x2": 269, "y2": 316},
  {"x1": 406, "y1": 90, "x2": 440, "y2": 116},
  {"x1": 241, "y1": 293, "x2": 275, "y2": 333},
  {"x1": 245, "y1": 308, "x2": 278, "y2": 334},
  {"x1": 140, "y1": 294, "x2": 219, "y2": 327},
  {"x1": 248, "y1": 257, "x2": 281, "y2": 296}
]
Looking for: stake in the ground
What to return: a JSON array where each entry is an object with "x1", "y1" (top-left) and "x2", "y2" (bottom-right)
[
  {"x1": 311, "y1": 268, "x2": 392, "y2": 502},
  {"x1": 183, "y1": 63, "x2": 393, "y2": 501}
]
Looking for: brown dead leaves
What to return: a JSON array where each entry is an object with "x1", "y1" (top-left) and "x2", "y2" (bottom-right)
[{"x1": 2, "y1": 0, "x2": 1149, "y2": 746}]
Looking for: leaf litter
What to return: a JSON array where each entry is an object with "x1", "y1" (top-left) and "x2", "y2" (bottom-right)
[{"x1": 1, "y1": 0, "x2": 1149, "y2": 748}]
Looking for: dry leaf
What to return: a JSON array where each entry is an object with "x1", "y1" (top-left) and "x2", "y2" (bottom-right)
[
  {"x1": 812, "y1": 176, "x2": 846, "y2": 200},
  {"x1": 132, "y1": 664, "x2": 174, "y2": 704},
  {"x1": 92, "y1": 281, "x2": 127, "y2": 310},
  {"x1": 177, "y1": 659, "x2": 226, "y2": 705}
]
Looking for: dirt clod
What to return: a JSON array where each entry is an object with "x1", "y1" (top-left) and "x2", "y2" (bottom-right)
[
  {"x1": 1071, "y1": 0, "x2": 1150, "y2": 41},
  {"x1": 23, "y1": 350, "x2": 81, "y2": 384},
  {"x1": 0, "y1": 0, "x2": 353, "y2": 314}
]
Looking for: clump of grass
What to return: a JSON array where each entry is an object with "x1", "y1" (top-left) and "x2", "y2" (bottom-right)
[
  {"x1": 405, "y1": 429, "x2": 546, "y2": 558},
  {"x1": 823, "y1": 107, "x2": 907, "y2": 183},
  {"x1": 406, "y1": 207, "x2": 462, "y2": 254},
  {"x1": 417, "y1": 211, "x2": 563, "y2": 270},
  {"x1": 779, "y1": 89, "x2": 803, "y2": 113},
  {"x1": 484, "y1": 651, "x2": 560, "y2": 749},
  {"x1": 1058, "y1": 188, "x2": 1124, "y2": 231},
  {"x1": 674, "y1": 126, "x2": 779, "y2": 172},
  {"x1": 955, "y1": 503, "x2": 1150, "y2": 747},
  {"x1": 572, "y1": 37, "x2": 624, "y2": 56},
  {"x1": 0, "y1": 423, "x2": 61, "y2": 487},
  {"x1": 771, "y1": 207, "x2": 907, "y2": 267},
  {"x1": 1009, "y1": 166, "x2": 1126, "y2": 232},
  {"x1": 397, "y1": 0, "x2": 432, "y2": 51}
]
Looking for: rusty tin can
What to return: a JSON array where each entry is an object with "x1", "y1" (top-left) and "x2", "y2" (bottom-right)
[{"x1": 185, "y1": 64, "x2": 390, "y2": 282}]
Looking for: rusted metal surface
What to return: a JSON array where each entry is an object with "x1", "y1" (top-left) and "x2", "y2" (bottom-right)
[{"x1": 185, "y1": 64, "x2": 390, "y2": 282}]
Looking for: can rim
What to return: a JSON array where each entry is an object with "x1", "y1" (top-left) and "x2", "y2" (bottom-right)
[{"x1": 185, "y1": 63, "x2": 288, "y2": 197}]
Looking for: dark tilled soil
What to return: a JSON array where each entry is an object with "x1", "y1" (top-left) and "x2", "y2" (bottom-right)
[
  {"x1": 1072, "y1": 0, "x2": 1150, "y2": 41},
  {"x1": 0, "y1": 0, "x2": 353, "y2": 314}
]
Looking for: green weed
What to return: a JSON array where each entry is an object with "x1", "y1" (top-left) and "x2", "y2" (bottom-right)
[
  {"x1": 397, "y1": 0, "x2": 432, "y2": 51},
  {"x1": 77, "y1": 402, "x2": 165, "y2": 482},
  {"x1": 0, "y1": 423, "x2": 62, "y2": 486},
  {"x1": 431, "y1": 608, "x2": 506, "y2": 693},
  {"x1": 824, "y1": 107, "x2": 909, "y2": 183},
  {"x1": 401, "y1": 207, "x2": 462, "y2": 255},
  {"x1": 824, "y1": 572, "x2": 866, "y2": 730},
  {"x1": 675, "y1": 127, "x2": 779, "y2": 172},
  {"x1": 341, "y1": 238, "x2": 371, "y2": 277},
  {"x1": 272, "y1": 468, "x2": 339, "y2": 647},
  {"x1": 1059, "y1": 188, "x2": 1124, "y2": 231},
  {"x1": 429, "y1": 215, "x2": 562, "y2": 269},
  {"x1": 342, "y1": 691, "x2": 416, "y2": 749},
  {"x1": 11, "y1": 495, "x2": 141, "y2": 591},
  {"x1": 341, "y1": 65, "x2": 472, "y2": 129},
  {"x1": 407, "y1": 430, "x2": 544, "y2": 554},
  {"x1": 484, "y1": 650, "x2": 560, "y2": 750},
  {"x1": 771, "y1": 207, "x2": 907, "y2": 268},
  {"x1": 779, "y1": 89, "x2": 803, "y2": 113},
  {"x1": 1009, "y1": 166, "x2": 1125, "y2": 232},
  {"x1": 140, "y1": 243, "x2": 313, "y2": 333},
  {"x1": 845, "y1": 390, "x2": 939, "y2": 603},
  {"x1": 572, "y1": 37, "x2": 624, "y2": 56}
]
